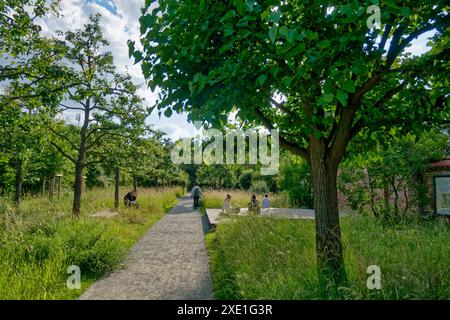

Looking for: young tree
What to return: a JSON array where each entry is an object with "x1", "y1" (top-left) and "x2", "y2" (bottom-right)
[
  {"x1": 50, "y1": 14, "x2": 141, "y2": 217},
  {"x1": 131, "y1": 1, "x2": 449, "y2": 285},
  {"x1": 0, "y1": 0, "x2": 67, "y2": 94},
  {"x1": 99, "y1": 97, "x2": 149, "y2": 209}
]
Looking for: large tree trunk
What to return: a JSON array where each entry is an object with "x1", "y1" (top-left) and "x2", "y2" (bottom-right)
[
  {"x1": 309, "y1": 138, "x2": 346, "y2": 288},
  {"x1": 14, "y1": 158, "x2": 23, "y2": 207},
  {"x1": 114, "y1": 167, "x2": 120, "y2": 209}
]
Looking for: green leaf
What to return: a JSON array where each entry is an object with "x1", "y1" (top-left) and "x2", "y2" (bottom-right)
[
  {"x1": 336, "y1": 90, "x2": 348, "y2": 106},
  {"x1": 319, "y1": 93, "x2": 334, "y2": 105},
  {"x1": 164, "y1": 108, "x2": 173, "y2": 118},
  {"x1": 233, "y1": 0, "x2": 245, "y2": 15},
  {"x1": 245, "y1": 0, "x2": 254, "y2": 11},
  {"x1": 342, "y1": 79, "x2": 356, "y2": 93},
  {"x1": 282, "y1": 76, "x2": 292, "y2": 87},
  {"x1": 284, "y1": 44, "x2": 305, "y2": 58},
  {"x1": 200, "y1": 0, "x2": 206, "y2": 12},
  {"x1": 285, "y1": 29, "x2": 296, "y2": 43},
  {"x1": 139, "y1": 15, "x2": 155, "y2": 35},
  {"x1": 141, "y1": 62, "x2": 151, "y2": 79},
  {"x1": 256, "y1": 74, "x2": 267, "y2": 87},
  {"x1": 400, "y1": 7, "x2": 410, "y2": 17},
  {"x1": 220, "y1": 10, "x2": 236, "y2": 23},
  {"x1": 127, "y1": 40, "x2": 135, "y2": 58},
  {"x1": 268, "y1": 26, "x2": 277, "y2": 43},
  {"x1": 317, "y1": 40, "x2": 331, "y2": 50},
  {"x1": 133, "y1": 51, "x2": 143, "y2": 64},
  {"x1": 268, "y1": 11, "x2": 282, "y2": 23}
]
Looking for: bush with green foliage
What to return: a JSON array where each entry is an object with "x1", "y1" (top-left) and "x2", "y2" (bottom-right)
[
  {"x1": 278, "y1": 153, "x2": 314, "y2": 208},
  {"x1": 239, "y1": 170, "x2": 253, "y2": 190},
  {"x1": 250, "y1": 180, "x2": 268, "y2": 194},
  {"x1": 339, "y1": 131, "x2": 448, "y2": 221}
]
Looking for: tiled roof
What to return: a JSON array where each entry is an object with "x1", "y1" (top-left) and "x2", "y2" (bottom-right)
[{"x1": 428, "y1": 158, "x2": 450, "y2": 169}]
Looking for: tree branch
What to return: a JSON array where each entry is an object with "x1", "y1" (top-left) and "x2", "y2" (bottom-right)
[
  {"x1": 50, "y1": 141, "x2": 76, "y2": 164},
  {"x1": 254, "y1": 106, "x2": 309, "y2": 160}
]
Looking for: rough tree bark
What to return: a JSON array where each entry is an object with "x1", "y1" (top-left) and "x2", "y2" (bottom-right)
[{"x1": 309, "y1": 137, "x2": 347, "y2": 287}]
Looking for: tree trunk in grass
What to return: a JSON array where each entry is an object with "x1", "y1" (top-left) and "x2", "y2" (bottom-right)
[
  {"x1": 49, "y1": 175, "x2": 55, "y2": 203},
  {"x1": 309, "y1": 138, "x2": 347, "y2": 288},
  {"x1": 132, "y1": 174, "x2": 137, "y2": 193},
  {"x1": 114, "y1": 167, "x2": 120, "y2": 209},
  {"x1": 72, "y1": 98, "x2": 89, "y2": 218},
  {"x1": 14, "y1": 158, "x2": 23, "y2": 207},
  {"x1": 72, "y1": 161, "x2": 84, "y2": 217}
]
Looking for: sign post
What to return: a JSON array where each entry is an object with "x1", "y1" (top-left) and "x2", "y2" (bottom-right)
[{"x1": 434, "y1": 175, "x2": 450, "y2": 216}]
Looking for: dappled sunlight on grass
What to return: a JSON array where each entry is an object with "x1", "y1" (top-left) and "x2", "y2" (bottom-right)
[{"x1": 0, "y1": 186, "x2": 183, "y2": 299}]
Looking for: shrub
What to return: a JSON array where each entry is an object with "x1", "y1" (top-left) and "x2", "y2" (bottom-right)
[
  {"x1": 239, "y1": 171, "x2": 253, "y2": 190},
  {"x1": 250, "y1": 180, "x2": 268, "y2": 194},
  {"x1": 278, "y1": 155, "x2": 314, "y2": 208}
]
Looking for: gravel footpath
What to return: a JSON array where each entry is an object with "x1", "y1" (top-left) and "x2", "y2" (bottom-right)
[{"x1": 79, "y1": 195, "x2": 213, "y2": 300}]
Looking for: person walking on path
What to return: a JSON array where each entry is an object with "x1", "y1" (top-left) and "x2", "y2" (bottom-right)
[
  {"x1": 191, "y1": 184, "x2": 202, "y2": 209},
  {"x1": 262, "y1": 194, "x2": 270, "y2": 209}
]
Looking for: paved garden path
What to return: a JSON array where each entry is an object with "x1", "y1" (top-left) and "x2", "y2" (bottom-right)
[{"x1": 80, "y1": 195, "x2": 213, "y2": 300}]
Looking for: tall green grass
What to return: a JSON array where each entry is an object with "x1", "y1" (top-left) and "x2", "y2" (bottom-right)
[
  {"x1": 206, "y1": 215, "x2": 450, "y2": 299},
  {"x1": 0, "y1": 186, "x2": 182, "y2": 299},
  {"x1": 202, "y1": 189, "x2": 290, "y2": 209}
]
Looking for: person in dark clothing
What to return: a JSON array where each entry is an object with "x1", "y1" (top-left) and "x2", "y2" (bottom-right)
[
  {"x1": 124, "y1": 190, "x2": 138, "y2": 207},
  {"x1": 191, "y1": 184, "x2": 202, "y2": 209}
]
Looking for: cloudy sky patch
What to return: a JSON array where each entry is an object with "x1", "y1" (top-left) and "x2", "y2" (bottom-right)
[{"x1": 37, "y1": 0, "x2": 196, "y2": 140}]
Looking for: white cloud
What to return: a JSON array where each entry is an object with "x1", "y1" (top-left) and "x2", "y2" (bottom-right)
[{"x1": 36, "y1": 0, "x2": 196, "y2": 141}]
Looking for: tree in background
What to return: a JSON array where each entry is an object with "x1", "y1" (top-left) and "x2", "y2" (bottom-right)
[
  {"x1": 49, "y1": 15, "x2": 144, "y2": 217},
  {"x1": 339, "y1": 130, "x2": 449, "y2": 222},
  {"x1": 132, "y1": 1, "x2": 449, "y2": 286}
]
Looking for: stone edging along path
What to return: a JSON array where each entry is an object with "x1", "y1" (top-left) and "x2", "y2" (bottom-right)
[{"x1": 80, "y1": 195, "x2": 213, "y2": 300}]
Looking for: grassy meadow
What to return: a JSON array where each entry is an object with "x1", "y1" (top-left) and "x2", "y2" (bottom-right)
[
  {"x1": 0, "y1": 186, "x2": 183, "y2": 299},
  {"x1": 203, "y1": 190, "x2": 450, "y2": 300},
  {"x1": 201, "y1": 189, "x2": 290, "y2": 209}
]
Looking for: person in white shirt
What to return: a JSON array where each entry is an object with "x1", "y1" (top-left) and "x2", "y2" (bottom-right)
[{"x1": 262, "y1": 194, "x2": 270, "y2": 209}]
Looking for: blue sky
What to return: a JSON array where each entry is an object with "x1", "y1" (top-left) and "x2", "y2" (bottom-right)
[{"x1": 37, "y1": 1, "x2": 435, "y2": 141}]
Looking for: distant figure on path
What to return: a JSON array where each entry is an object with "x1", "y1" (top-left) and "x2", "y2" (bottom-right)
[
  {"x1": 223, "y1": 194, "x2": 231, "y2": 210},
  {"x1": 262, "y1": 194, "x2": 270, "y2": 209},
  {"x1": 124, "y1": 190, "x2": 138, "y2": 207},
  {"x1": 248, "y1": 194, "x2": 261, "y2": 214},
  {"x1": 191, "y1": 184, "x2": 202, "y2": 209}
]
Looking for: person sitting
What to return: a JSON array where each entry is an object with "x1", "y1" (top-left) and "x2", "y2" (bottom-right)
[
  {"x1": 223, "y1": 194, "x2": 232, "y2": 210},
  {"x1": 221, "y1": 194, "x2": 240, "y2": 216},
  {"x1": 124, "y1": 190, "x2": 138, "y2": 207},
  {"x1": 262, "y1": 194, "x2": 270, "y2": 209},
  {"x1": 248, "y1": 194, "x2": 261, "y2": 214}
]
